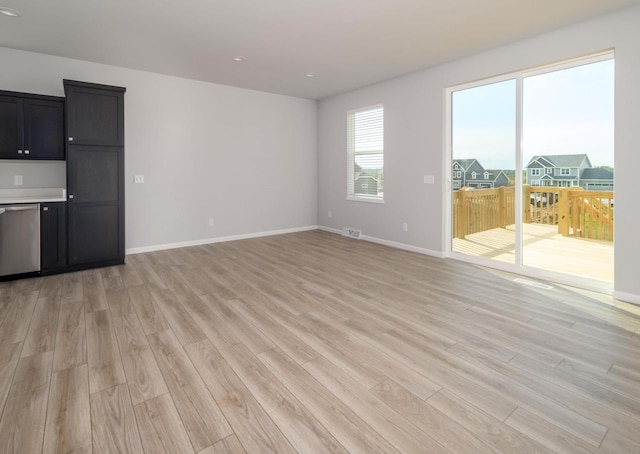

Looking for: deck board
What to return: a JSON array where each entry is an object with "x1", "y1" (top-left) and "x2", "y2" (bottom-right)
[{"x1": 453, "y1": 223, "x2": 614, "y2": 282}]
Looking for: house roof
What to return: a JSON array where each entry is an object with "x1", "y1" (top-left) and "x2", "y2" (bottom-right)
[
  {"x1": 463, "y1": 169, "x2": 507, "y2": 183},
  {"x1": 355, "y1": 175, "x2": 379, "y2": 181},
  {"x1": 453, "y1": 161, "x2": 508, "y2": 182},
  {"x1": 527, "y1": 154, "x2": 590, "y2": 168},
  {"x1": 453, "y1": 159, "x2": 477, "y2": 171},
  {"x1": 540, "y1": 174, "x2": 577, "y2": 181},
  {"x1": 528, "y1": 156, "x2": 554, "y2": 168},
  {"x1": 484, "y1": 170, "x2": 507, "y2": 182},
  {"x1": 581, "y1": 168, "x2": 614, "y2": 180}
]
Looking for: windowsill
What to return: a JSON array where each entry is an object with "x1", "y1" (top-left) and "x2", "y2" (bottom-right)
[{"x1": 346, "y1": 195, "x2": 385, "y2": 204}]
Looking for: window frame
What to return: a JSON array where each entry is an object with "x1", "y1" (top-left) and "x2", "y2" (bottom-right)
[{"x1": 347, "y1": 104, "x2": 385, "y2": 204}]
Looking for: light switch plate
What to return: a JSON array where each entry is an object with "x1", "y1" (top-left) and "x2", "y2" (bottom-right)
[
  {"x1": 14, "y1": 175, "x2": 23, "y2": 186},
  {"x1": 134, "y1": 175, "x2": 145, "y2": 184}
]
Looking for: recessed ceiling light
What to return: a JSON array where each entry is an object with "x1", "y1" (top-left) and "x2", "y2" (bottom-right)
[
  {"x1": 0, "y1": 7, "x2": 21, "y2": 17},
  {"x1": 306, "y1": 73, "x2": 316, "y2": 78},
  {"x1": 232, "y1": 56, "x2": 245, "y2": 62}
]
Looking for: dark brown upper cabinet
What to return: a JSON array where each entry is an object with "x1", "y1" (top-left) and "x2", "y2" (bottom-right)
[
  {"x1": 0, "y1": 92, "x2": 65, "y2": 160},
  {"x1": 64, "y1": 81, "x2": 125, "y2": 146}
]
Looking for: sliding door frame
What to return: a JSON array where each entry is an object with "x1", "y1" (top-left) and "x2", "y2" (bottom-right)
[{"x1": 443, "y1": 50, "x2": 614, "y2": 294}]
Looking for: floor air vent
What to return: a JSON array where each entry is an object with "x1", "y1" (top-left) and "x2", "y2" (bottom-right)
[
  {"x1": 513, "y1": 278, "x2": 554, "y2": 290},
  {"x1": 342, "y1": 228, "x2": 362, "y2": 239}
]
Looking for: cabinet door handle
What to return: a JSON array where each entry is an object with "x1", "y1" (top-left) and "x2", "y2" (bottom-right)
[
  {"x1": 43, "y1": 207, "x2": 49, "y2": 211},
  {"x1": 25, "y1": 150, "x2": 30, "y2": 155},
  {"x1": 69, "y1": 195, "x2": 74, "y2": 199},
  {"x1": 18, "y1": 150, "x2": 23, "y2": 154},
  {"x1": 68, "y1": 137, "x2": 74, "y2": 142}
]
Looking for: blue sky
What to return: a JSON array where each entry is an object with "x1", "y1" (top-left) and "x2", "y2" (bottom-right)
[{"x1": 452, "y1": 59, "x2": 614, "y2": 170}]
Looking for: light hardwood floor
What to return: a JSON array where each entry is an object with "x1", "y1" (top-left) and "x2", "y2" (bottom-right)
[{"x1": 1, "y1": 230, "x2": 639, "y2": 453}]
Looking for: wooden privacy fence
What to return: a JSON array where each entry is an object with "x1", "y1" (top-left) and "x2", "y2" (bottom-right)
[{"x1": 453, "y1": 186, "x2": 614, "y2": 241}]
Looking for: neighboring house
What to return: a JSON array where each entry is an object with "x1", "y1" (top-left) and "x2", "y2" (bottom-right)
[
  {"x1": 354, "y1": 163, "x2": 383, "y2": 196},
  {"x1": 580, "y1": 167, "x2": 614, "y2": 190},
  {"x1": 354, "y1": 175, "x2": 379, "y2": 196},
  {"x1": 452, "y1": 159, "x2": 510, "y2": 190},
  {"x1": 525, "y1": 154, "x2": 613, "y2": 190}
]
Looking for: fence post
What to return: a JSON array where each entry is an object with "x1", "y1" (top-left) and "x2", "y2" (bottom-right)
[
  {"x1": 452, "y1": 190, "x2": 459, "y2": 239},
  {"x1": 523, "y1": 185, "x2": 531, "y2": 224},
  {"x1": 558, "y1": 188, "x2": 570, "y2": 236},
  {"x1": 460, "y1": 188, "x2": 469, "y2": 239},
  {"x1": 570, "y1": 188, "x2": 582, "y2": 238},
  {"x1": 498, "y1": 186, "x2": 506, "y2": 228}
]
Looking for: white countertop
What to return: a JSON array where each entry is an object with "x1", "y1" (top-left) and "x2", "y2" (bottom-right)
[{"x1": 0, "y1": 188, "x2": 67, "y2": 205}]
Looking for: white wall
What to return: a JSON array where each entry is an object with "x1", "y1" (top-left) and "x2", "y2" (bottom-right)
[
  {"x1": 318, "y1": 5, "x2": 640, "y2": 300},
  {"x1": 0, "y1": 47, "x2": 318, "y2": 250},
  {"x1": 0, "y1": 161, "x2": 65, "y2": 189}
]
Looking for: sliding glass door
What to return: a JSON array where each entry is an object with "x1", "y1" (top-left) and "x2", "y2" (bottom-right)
[
  {"x1": 448, "y1": 53, "x2": 614, "y2": 290},
  {"x1": 451, "y1": 79, "x2": 517, "y2": 264},
  {"x1": 521, "y1": 59, "x2": 615, "y2": 283}
]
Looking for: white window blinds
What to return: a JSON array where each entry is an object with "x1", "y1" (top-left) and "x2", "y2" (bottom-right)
[{"x1": 347, "y1": 105, "x2": 384, "y2": 200}]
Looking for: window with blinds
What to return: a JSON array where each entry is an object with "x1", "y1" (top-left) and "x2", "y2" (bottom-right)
[{"x1": 347, "y1": 105, "x2": 384, "y2": 201}]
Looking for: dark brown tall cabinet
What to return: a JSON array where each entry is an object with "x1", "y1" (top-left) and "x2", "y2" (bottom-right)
[{"x1": 64, "y1": 80, "x2": 126, "y2": 268}]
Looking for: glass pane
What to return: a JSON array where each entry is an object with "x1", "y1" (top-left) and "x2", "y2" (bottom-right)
[
  {"x1": 522, "y1": 59, "x2": 614, "y2": 283},
  {"x1": 451, "y1": 79, "x2": 516, "y2": 264},
  {"x1": 354, "y1": 153, "x2": 383, "y2": 197}
]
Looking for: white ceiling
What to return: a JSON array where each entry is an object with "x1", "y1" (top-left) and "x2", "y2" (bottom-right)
[{"x1": 1, "y1": 0, "x2": 638, "y2": 99}]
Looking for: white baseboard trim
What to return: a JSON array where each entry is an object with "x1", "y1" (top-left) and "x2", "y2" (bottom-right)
[
  {"x1": 362, "y1": 235, "x2": 444, "y2": 258},
  {"x1": 317, "y1": 226, "x2": 342, "y2": 235},
  {"x1": 126, "y1": 225, "x2": 320, "y2": 255},
  {"x1": 318, "y1": 225, "x2": 444, "y2": 258},
  {"x1": 613, "y1": 290, "x2": 640, "y2": 306}
]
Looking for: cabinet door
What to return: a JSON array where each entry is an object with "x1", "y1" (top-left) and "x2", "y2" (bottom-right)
[
  {"x1": 65, "y1": 85, "x2": 124, "y2": 146},
  {"x1": 41, "y1": 203, "x2": 67, "y2": 271},
  {"x1": 67, "y1": 146, "x2": 124, "y2": 265},
  {"x1": 0, "y1": 96, "x2": 23, "y2": 159},
  {"x1": 23, "y1": 99, "x2": 65, "y2": 160}
]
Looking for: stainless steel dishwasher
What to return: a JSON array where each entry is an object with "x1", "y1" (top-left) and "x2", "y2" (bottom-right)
[{"x1": 0, "y1": 204, "x2": 40, "y2": 277}]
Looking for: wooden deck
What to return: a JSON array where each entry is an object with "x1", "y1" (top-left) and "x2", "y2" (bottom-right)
[{"x1": 453, "y1": 223, "x2": 614, "y2": 283}]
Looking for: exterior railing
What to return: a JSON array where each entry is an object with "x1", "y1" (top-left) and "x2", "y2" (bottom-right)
[
  {"x1": 453, "y1": 187, "x2": 515, "y2": 238},
  {"x1": 453, "y1": 185, "x2": 614, "y2": 241}
]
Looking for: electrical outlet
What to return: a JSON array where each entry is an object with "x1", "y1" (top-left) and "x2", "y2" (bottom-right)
[
  {"x1": 134, "y1": 175, "x2": 145, "y2": 184},
  {"x1": 402, "y1": 222, "x2": 408, "y2": 231},
  {"x1": 14, "y1": 175, "x2": 23, "y2": 186},
  {"x1": 208, "y1": 218, "x2": 214, "y2": 227},
  {"x1": 328, "y1": 211, "x2": 332, "y2": 218},
  {"x1": 424, "y1": 175, "x2": 435, "y2": 184}
]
